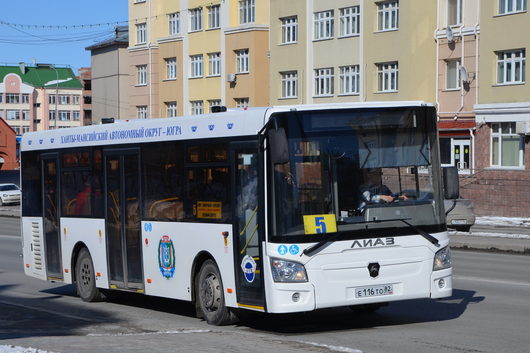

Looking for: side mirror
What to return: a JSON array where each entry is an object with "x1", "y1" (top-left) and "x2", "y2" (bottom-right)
[
  {"x1": 268, "y1": 128, "x2": 289, "y2": 165},
  {"x1": 442, "y1": 166, "x2": 460, "y2": 199}
]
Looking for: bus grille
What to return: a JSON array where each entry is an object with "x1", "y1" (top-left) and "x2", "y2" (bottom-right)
[{"x1": 31, "y1": 222, "x2": 43, "y2": 271}]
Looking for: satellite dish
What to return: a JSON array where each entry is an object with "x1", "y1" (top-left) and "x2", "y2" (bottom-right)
[
  {"x1": 446, "y1": 26, "x2": 454, "y2": 43},
  {"x1": 459, "y1": 66, "x2": 468, "y2": 82}
]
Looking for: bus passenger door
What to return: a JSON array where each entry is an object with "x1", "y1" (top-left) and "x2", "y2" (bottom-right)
[
  {"x1": 104, "y1": 149, "x2": 143, "y2": 291},
  {"x1": 42, "y1": 154, "x2": 63, "y2": 280},
  {"x1": 232, "y1": 144, "x2": 265, "y2": 311}
]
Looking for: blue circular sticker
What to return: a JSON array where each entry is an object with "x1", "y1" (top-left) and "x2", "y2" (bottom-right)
[
  {"x1": 289, "y1": 245, "x2": 300, "y2": 255},
  {"x1": 278, "y1": 245, "x2": 288, "y2": 255}
]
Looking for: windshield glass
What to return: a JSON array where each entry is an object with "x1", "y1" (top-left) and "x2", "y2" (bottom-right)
[
  {"x1": 268, "y1": 106, "x2": 445, "y2": 242},
  {"x1": 0, "y1": 184, "x2": 19, "y2": 191}
]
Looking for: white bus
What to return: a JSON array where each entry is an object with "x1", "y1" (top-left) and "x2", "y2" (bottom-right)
[{"x1": 21, "y1": 102, "x2": 455, "y2": 325}]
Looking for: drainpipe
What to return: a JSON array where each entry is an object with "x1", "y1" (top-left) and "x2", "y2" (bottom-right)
[
  {"x1": 434, "y1": 0, "x2": 441, "y2": 111},
  {"x1": 469, "y1": 128, "x2": 475, "y2": 172},
  {"x1": 458, "y1": 21, "x2": 465, "y2": 115},
  {"x1": 148, "y1": 0, "x2": 152, "y2": 118}
]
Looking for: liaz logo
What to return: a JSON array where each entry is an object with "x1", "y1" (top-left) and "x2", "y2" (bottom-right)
[
  {"x1": 208, "y1": 124, "x2": 215, "y2": 131},
  {"x1": 227, "y1": 123, "x2": 234, "y2": 130},
  {"x1": 158, "y1": 235, "x2": 176, "y2": 279},
  {"x1": 50, "y1": 138, "x2": 55, "y2": 143},
  {"x1": 241, "y1": 255, "x2": 257, "y2": 283},
  {"x1": 191, "y1": 126, "x2": 198, "y2": 132},
  {"x1": 351, "y1": 237, "x2": 395, "y2": 249}
]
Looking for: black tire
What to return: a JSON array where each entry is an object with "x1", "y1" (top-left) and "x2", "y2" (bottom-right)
[
  {"x1": 457, "y1": 225, "x2": 471, "y2": 232},
  {"x1": 196, "y1": 259, "x2": 234, "y2": 325},
  {"x1": 76, "y1": 248, "x2": 105, "y2": 302},
  {"x1": 0, "y1": 198, "x2": 4, "y2": 206}
]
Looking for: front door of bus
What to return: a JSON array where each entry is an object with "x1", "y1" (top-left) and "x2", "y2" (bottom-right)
[
  {"x1": 232, "y1": 144, "x2": 265, "y2": 310},
  {"x1": 104, "y1": 149, "x2": 143, "y2": 291},
  {"x1": 42, "y1": 154, "x2": 63, "y2": 280}
]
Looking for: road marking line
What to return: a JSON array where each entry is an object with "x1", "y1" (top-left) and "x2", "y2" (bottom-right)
[
  {"x1": 454, "y1": 275, "x2": 530, "y2": 287},
  {"x1": 0, "y1": 299, "x2": 105, "y2": 322},
  {"x1": 298, "y1": 341, "x2": 363, "y2": 353}
]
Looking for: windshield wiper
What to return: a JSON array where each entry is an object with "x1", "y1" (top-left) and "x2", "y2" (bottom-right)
[{"x1": 302, "y1": 217, "x2": 439, "y2": 257}]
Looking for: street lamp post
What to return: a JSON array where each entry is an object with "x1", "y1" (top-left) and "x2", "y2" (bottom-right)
[{"x1": 36, "y1": 64, "x2": 59, "y2": 129}]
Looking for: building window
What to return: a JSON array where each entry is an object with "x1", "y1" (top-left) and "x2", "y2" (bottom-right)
[
  {"x1": 13, "y1": 126, "x2": 21, "y2": 135},
  {"x1": 208, "y1": 53, "x2": 221, "y2": 76},
  {"x1": 6, "y1": 110, "x2": 20, "y2": 120},
  {"x1": 49, "y1": 95, "x2": 56, "y2": 105},
  {"x1": 281, "y1": 16, "x2": 297, "y2": 44},
  {"x1": 22, "y1": 110, "x2": 30, "y2": 120},
  {"x1": 314, "y1": 68, "x2": 334, "y2": 96},
  {"x1": 190, "y1": 8, "x2": 203, "y2": 32},
  {"x1": 340, "y1": 6, "x2": 360, "y2": 37},
  {"x1": 6, "y1": 94, "x2": 19, "y2": 104},
  {"x1": 73, "y1": 111, "x2": 80, "y2": 121},
  {"x1": 0, "y1": 95, "x2": 2, "y2": 103},
  {"x1": 208, "y1": 100, "x2": 222, "y2": 112},
  {"x1": 59, "y1": 95, "x2": 70, "y2": 105},
  {"x1": 339, "y1": 65, "x2": 360, "y2": 95},
  {"x1": 499, "y1": 0, "x2": 527, "y2": 15},
  {"x1": 378, "y1": 1, "x2": 399, "y2": 31},
  {"x1": 446, "y1": 59, "x2": 461, "y2": 89},
  {"x1": 497, "y1": 49, "x2": 526, "y2": 84},
  {"x1": 166, "y1": 102, "x2": 177, "y2": 117},
  {"x1": 491, "y1": 122, "x2": 524, "y2": 167},
  {"x1": 190, "y1": 55, "x2": 204, "y2": 78},
  {"x1": 168, "y1": 12, "x2": 180, "y2": 35},
  {"x1": 137, "y1": 106, "x2": 148, "y2": 119},
  {"x1": 137, "y1": 65, "x2": 148, "y2": 85},
  {"x1": 136, "y1": 23, "x2": 147, "y2": 44},
  {"x1": 235, "y1": 49, "x2": 249, "y2": 74},
  {"x1": 447, "y1": 0, "x2": 463, "y2": 26},
  {"x1": 281, "y1": 71, "x2": 298, "y2": 98},
  {"x1": 58, "y1": 111, "x2": 71, "y2": 121},
  {"x1": 22, "y1": 126, "x2": 30, "y2": 134},
  {"x1": 21, "y1": 94, "x2": 30, "y2": 104},
  {"x1": 239, "y1": 0, "x2": 255, "y2": 24},
  {"x1": 208, "y1": 5, "x2": 220, "y2": 29},
  {"x1": 166, "y1": 58, "x2": 177, "y2": 80},
  {"x1": 314, "y1": 10, "x2": 334, "y2": 40},
  {"x1": 49, "y1": 111, "x2": 56, "y2": 120},
  {"x1": 73, "y1": 96, "x2": 80, "y2": 105},
  {"x1": 191, "y1": 101, "x2": 204, "y2": 115},
  {"x1": 377, "y1": 62, "x2": 399, "y2": 92},
  {"x1": 235, "y1": 98, "x2": 249, "y2": 108}
]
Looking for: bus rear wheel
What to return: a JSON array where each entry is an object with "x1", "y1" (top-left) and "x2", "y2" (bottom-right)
[
  {"x1": 196, "y1": 259, "x2": 234, "y2": 325},
  {"x1": 76, "y1": 248, "x2": 105, "y2": 302}
]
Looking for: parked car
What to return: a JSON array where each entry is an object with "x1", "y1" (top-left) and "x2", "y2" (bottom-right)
[
  {"x1": 444, "y1": 198, "x2": 475, "y2": 232},
  {"x1": 0, "y1": 183, "x2": 21, "y2": 206}
]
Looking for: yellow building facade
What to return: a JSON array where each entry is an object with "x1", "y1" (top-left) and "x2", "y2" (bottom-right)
[{"x1": 128, "y1": 0, "x2": 269, "y2": 118}]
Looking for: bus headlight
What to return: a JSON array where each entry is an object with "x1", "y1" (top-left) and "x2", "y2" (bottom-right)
[
  {"x1": 270, "y1": 258, "x2": 308, "y2": 282},
  {"x1": 433, "y1": 246, "x2": 452, "y2": 271}
]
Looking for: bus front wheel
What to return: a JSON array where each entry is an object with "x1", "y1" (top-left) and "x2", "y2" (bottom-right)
[
  {"x1": 75, "y1": 248, "x2": 105, "y2": 302},
  {"x1": 196, "y1": 259, "x2": 234, "y2": 325}
]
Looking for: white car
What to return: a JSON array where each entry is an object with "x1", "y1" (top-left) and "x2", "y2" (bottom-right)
[{"x1": 0, "y1": 183, "x2": 21, "y2": 206}]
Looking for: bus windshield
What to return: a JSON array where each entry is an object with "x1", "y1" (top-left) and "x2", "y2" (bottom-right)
[{"x1": 269, "y1": 106, "x2": 445, "y2": 242}]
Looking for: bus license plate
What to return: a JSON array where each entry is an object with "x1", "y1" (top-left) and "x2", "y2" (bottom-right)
[
  {"x1": 451, "y1": 219, "x2": 467, "y2": 225},
  {"x1": 355, "y1": 284, "x2": 394, "y2": 298}
]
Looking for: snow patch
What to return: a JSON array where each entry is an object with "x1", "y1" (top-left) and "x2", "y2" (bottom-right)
[
  {"x1": 87, "y1": 329, "x2": 212, "y2": 337},
  {"x1": 475, "y1": 216, "x2": 530, "y2": 228},
  {"x1": 0, "y1": 345, "x2": 58, "y2": 353}
]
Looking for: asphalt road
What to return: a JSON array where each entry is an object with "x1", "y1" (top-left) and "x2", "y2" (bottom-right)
[{"x1": 1, "y1": 217, "x2": 530, "y2": 353}]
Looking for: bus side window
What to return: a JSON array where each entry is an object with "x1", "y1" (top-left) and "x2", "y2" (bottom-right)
[{"x1": 142, "y1": 143, "x2": 184, "y2": 221}]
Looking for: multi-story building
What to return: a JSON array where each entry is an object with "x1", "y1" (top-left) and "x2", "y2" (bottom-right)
[
  {"x1": 127, "y1": 0, "x2": 269, "y2": 118},
  {"x1": 86, "y1": 26, "x2": 130, "y2": 123},
  {"x1": 436, "y1": 0, "x2": 479, "y2": 173},
  {"x1": 0, "y1": 118, "x2": 17, "y2": 170},
  {"x1": 467, "y1": 1, "x2": 530, "y2": 217},
  {"x1": 0, "y1": 64, "x2": 84, "y2": 135},
  {"x1": 78, "y1": 67, "x2": 93, "y2": 126},
  {"x1": 270, "y1": 1, "x2": 437, "y2": 105}
]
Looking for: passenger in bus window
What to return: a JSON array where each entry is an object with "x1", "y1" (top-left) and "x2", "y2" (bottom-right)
[{"x1": 358, "y1": 168, "x2": 407, "y2": 210}]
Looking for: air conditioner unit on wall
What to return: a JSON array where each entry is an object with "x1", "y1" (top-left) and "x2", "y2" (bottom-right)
[
  {"x1": 515, "y1": 121, "x2": 530, "y2": 135},
  {"x1": 227, "y1": 73, "x2": 236, "y2": 83}
]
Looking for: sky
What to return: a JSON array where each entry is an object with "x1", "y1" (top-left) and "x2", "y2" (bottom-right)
[{"x1": 0, "y1": 0, "x2": 128, "y2": 75}]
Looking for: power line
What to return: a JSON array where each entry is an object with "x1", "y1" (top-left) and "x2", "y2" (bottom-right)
[{"x1": 0, "y1": 19, "x2": 128, "y2": 30}]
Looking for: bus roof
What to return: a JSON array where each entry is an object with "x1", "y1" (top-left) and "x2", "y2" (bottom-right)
[{"x1": 20, "y1": 101, "x2": 433, "y2": 152}]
